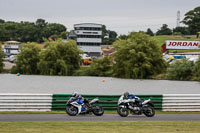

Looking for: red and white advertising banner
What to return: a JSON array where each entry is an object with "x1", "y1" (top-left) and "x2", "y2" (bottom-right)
[{"x1": 166, "y1": 40, "x2": 200, "y2": 50}]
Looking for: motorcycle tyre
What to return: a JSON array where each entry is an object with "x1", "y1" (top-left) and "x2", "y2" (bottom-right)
[
  {"x1": 117, "y1": 107, "x2": 129, "y2": 117},
  {"x1": 66, "y1": 105, "x2": 78, "y2": 116},
  {"x1": 143, "y1": 106, "x2": 155, "y2": 117},
  {"x1": 92, "y1": 106, "x2": 104, "y2": 116}
]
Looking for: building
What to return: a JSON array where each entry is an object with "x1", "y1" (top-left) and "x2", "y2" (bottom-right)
[
  {"x1": 69, "y1": 23, "x2": 102, "y2": 57},
  {"x1": 3, "y1": 41, "x2": 20, "y2": 55}
]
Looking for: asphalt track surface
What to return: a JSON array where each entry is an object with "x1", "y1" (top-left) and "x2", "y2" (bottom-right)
[
  {"x1": 1, "y1": 74, "x2": 200, "y2": 94},
  {"x1": 0, "y1": 114, "x2": 200, "y2": 121}
]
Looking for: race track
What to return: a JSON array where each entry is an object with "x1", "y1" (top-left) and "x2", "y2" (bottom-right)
[
  {"x1": 0, "y1": 114, "x2": 200, "y2": 121},
  {"x1": 1, "y1": 74, "x2": 200, "y2": 94}
]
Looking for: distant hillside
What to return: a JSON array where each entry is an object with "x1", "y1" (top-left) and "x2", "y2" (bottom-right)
[{"x1": 152, "y1": 35, "x2": 200, "y2": 46}]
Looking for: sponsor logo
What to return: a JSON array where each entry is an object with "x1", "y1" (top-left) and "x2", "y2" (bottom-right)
[{"x1": 166, "y1": 40, "x2": 200, "y2": 50}]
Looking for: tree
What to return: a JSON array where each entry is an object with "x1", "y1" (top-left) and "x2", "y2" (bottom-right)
[
  {"x1": 35, "y1": 18, "x2": 48, "y2": 42},
  {"x1": 118, "y1": 34, "x2": 128, "y2": 40},
  {"x1": 0, "y1": 44, "x2": 4, "y2": 72},
  {"x1": 113, "y1": 32, "x2": 167, "y2": 79},
  {"x1": 156, "y1": 24, "x2": 172, "y2": 35},
  {"x1": 35, "y1": 18, "x2": 47, "y2": 29},
  {"x1": 0, "y1": 24, "x2": 9, "y2": 41},
  {"x1": 101, "y1": 25, "x2": 107, "y2": 40},
  {"x1": 38, "y1": 40, "x2": 82, "y2": 76},
  {"x1": 0, "y1": 19, "x2": 5, "y2": 23},
  {"x1": 0, "y1": 19, "x2": 68, "y2": 43},
  {"x1": 15, "y1": 42, "x2": 41, "y2": 74},
  {"x1": 146, "y1": 28, "x2": 154, "y2": 36},
  {"x1": 102, "y1": 25, "x2": 118, "y2": 45},
  {"x1": 193, "y1": 57, "x2": 200, "y2": 80},
  {"x1": 182, "y1": 6, "x2": 200, "y2": 34},
  {"x1": 166, "y1": 59, "x2": 194, "y2": 80},
  {"x1": 108, "y1": 30, "x2": 117, "y2": 38},
  {"x1": 42, "y1": 23, "x2": 67, "y2": 40},
  {"x1": 19, "y1": 21, "x2": 40, "y2": 42},
  {"x1": 89, "y1": 56, "x2": 113, "y2": 76},
  {"x1": 173, "y1": 27, "x2": 190, "y2": 35}
]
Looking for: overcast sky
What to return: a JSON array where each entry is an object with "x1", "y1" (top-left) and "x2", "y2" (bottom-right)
[{"x1": 0, "y1": 0, "x2": 199, "y2": 35}]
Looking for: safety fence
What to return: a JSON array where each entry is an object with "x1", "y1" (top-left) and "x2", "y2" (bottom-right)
[
  {"x1": 163, "y1": 94, "x2": 200, "y2": 111},
  {"x1": 0, "y1": 94, "x2": 52, "y2": 112},
  {"x1": 0, "y1": 94, "x2": 199, "y2": 112},
  {"x1": 52, "y1": 94, "x2": 162, "y2": 111}
]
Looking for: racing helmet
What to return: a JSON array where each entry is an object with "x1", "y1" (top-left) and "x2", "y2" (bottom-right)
[
  {"x1": 72, "y1": 92, "x2": 79, "y2": 98},
  {"x1": 123, "y1": 92, "x2": 129, "y2": 99}
]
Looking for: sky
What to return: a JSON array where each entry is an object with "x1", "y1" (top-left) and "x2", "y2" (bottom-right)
[{"x1": 0, "y1": 0, "x2": 200, "y2": 35}]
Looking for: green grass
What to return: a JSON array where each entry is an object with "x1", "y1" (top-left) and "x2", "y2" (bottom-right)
[{"x1": 0, "y1": 121, "x2": 200, "y2": 133}]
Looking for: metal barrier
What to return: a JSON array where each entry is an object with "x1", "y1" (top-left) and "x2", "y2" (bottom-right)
[
  {"x1": 0, "y1": 94, "x2": 52, "y2": 112},
  {"x1": 2, "y1": 93, "x2": 199, "y2": 112},
  {"x1": 52, "y1": 94, "x2": 162, "y2": 111},
  {"x1": 163, "y1": 94, "x2": 200, "y2": 111}
]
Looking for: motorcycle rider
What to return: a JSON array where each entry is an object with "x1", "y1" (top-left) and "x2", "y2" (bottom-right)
[
  {"x1": 70, "y1": 92, "x2": 88, "y2": 112},
  {"x1": 122, "y1": 92, "x2": 142, "y2": 107}
]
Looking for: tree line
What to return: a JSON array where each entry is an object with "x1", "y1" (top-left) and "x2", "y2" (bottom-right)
[
  {"x1": 0, "y1": 18, "x2": 118, "y2": 45},
  {"x1": 7, "y1": 33, "x2": 168, "y2": 79},
  {"x1": 1, "y1": 6, "x2": 200, "y2": 44},
  {"x1": 0, "y1": 32, "x2": 200, "y2": 81},
  {"x1": 0, "y1": 6, "x2": 200, "y2": 80},
  {"x1": 0, "y1": 18, "x2": 68, "y2": 43}
]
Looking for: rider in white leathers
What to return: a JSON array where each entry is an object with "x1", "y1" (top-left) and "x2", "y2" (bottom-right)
[{"x1": 118, "y1": 92, "x2": 142, "y2": 106}]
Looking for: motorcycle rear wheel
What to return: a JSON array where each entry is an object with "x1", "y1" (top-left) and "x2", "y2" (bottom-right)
[
  {"x1": 117, "y1": 107, "x2": 129, "y2": 117},
  {"x1": 92, "y1": 106, "x2": 104, "y2": 116},
  {"x1": 143, "y1": 106, "x2": 155, "y2": 117},
  {"x1": 66, "y1": 105, "x2": 78, "y2": 116}
]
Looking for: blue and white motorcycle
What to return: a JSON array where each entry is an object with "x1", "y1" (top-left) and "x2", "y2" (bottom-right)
[{"x1": 66, "y1": 97, "x2": 104, "y2": 116}]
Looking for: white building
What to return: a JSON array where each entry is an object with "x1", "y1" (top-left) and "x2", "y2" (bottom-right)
[
  {"x1": 3, "y1": 41, "x2": 20, "y2": 55},
  {"x1": 69, "y1": 23, "x2": 102, "y2": 57}
]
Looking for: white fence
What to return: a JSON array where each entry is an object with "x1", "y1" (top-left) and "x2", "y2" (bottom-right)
[
  {"x1": 0, "y1": 94, "x2": 52, "y2": 112},
  {"x1": 163, "y1": 94, "x2": 200, "y2": 111},
  {"x1": 1, "y1": 94, "x2": 200, "y2": 112}
]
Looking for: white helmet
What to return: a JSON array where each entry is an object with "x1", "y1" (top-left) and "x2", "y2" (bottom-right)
[{"x1": 72, "y1": 92, "x2": 79, "y2": 98}]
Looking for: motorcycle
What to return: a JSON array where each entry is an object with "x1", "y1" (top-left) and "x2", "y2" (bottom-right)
[
  {"x1": 117, "y1": 96, "x2": 155, "y2": 117},
  {"x1": 66, "y1": 97, "x2": 104, "y2": 116}
]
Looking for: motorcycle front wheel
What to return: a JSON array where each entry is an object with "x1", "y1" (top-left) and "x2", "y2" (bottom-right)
[
  {"x1": 117, "y1": 107, "x2": 128, "y2": 117},
  {"x1": 92, "y1": 106, "x2": 104, "y2": 116},
  {"x1": 143, "y1": 106, "x2": 155, "y2": 117},
  {"x1": 66, "y1": 105, "x2": 78, "y2": 116}
]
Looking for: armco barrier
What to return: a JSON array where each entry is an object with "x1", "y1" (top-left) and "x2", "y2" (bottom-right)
[
  {"x1": 2, "y1": 93, "x2": 199, "y2": 112},
  {"x1": 163, "y1": 94, "x2": 200, "y2": 111},
  {"x1": 0, "y1": 94, "x2": 52, "y2": 112},
  {"x1": 52, "y1": 94, "x2": 162, "y2": 111}
]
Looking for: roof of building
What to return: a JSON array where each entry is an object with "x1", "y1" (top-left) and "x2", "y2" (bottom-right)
[
  {"x1": 74, "y1": 23, "x2": 102, "y2": 27},
  {"x1": 4, "y1": 41, "x2": 20, "y2": 44}
]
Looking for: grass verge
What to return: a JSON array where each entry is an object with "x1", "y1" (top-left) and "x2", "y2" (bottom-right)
[{"x1": 0, "y1": 121, "x2": 200, "y2": 133}]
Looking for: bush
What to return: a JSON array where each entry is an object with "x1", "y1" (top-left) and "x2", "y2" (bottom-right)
[
  {"x1": 0, "y1": 44, "x2": 4, "y2": 73},
  {"x1": 38, "y1": 40, "x2": 82, "y2": 76},
  {"x1": 89, "y1": 56, "x2": 113, "y2": 77},
  {"x1": 113, "y1": 32, "x2": 167, "y2": 79},
  {"x1": 166, "y1": 59, "x2": 194, "y2": 80},
  {"x1": 193, "y1": 57, "x2": 200, "y2": 80},
  {"x1": 15, "y1": 42, "x2": 41, "y2": 74},
  {"x1": 73, "y1": 66, "x2": 93, "y2": 76}
]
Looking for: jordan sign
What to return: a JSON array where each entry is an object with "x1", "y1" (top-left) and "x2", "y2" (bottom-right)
[{"x1": 166, "y1": 40, "x2": 200, "y2": 50}]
